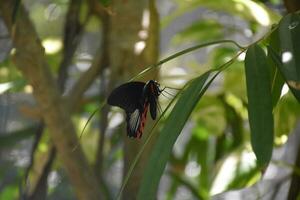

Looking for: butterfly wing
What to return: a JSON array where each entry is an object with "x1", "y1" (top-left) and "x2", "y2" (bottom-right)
[
  {"x1": 126, "y1": 104, "x2": 149, "y2": 138},
  {"x1": 149, "y1": 95, "x2": 158, "y2": 120},
  {"x1": 126, "y1": 109, "x2": 141, "y2": 137},
  {"x1": 108, "y1": 80, "x2": 161, "y2": 138},
  {"x1": 144, "y1": 80, "x2": 161, "y2": 120},
  {"x1": 107, "y1": 82, "x2": 145, "y2": 113}
]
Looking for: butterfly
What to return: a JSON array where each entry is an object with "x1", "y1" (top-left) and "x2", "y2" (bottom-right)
[{"x1": 107, "y1": 80, "x2": 162, "y2": 138}]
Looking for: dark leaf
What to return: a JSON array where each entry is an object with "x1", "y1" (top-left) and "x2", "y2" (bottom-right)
[{"x1": 244, "y1": 44, "x2": 274, "y2": 167}]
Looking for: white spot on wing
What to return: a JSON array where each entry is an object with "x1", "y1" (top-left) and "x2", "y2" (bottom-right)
[{"x1": 129, "y1": 109, "x2": 140, "y2": 133}]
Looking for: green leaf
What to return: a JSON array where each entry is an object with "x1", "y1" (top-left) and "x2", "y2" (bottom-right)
[
  {"x1": 137, "y1": 71, "x2": 217, "y2": 200},
  {"x1": 244, "y1": 44, "x2": 274, "y2": 167},
  {"x1": 278, "y1": 13, "x2": 300, "y2": 101},
  {"x1": 267, "y1": 44, "x2": 285, "y2": 108},
  {"x1": 267, "y1": 26, "x2": 284, "y2": 108}
]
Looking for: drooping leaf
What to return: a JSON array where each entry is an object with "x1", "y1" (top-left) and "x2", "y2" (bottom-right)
[
  {"x1": 137, "y1": 71, "x2": 217, "y2": 200},
  {"x1": 244, "y1": 44, "x2": 274, "y2": 167},
  {"x1": 267, "y1": 32, "x2": 285, "y2": 108},
  {"x1": 266, "y1": 26, "x2": 284, "y2": 108},
  {"x1": 278, "y1": 13, "x2": 300, "y2": 101}
]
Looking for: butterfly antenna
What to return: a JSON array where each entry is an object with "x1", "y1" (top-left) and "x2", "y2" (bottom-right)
[
  {"x1": 161, "y1": 92, "x2": 170, "y2": 99},
  {"x1": 160, "y1": 86, "x2": 181, "y2": 97},
  {"x1": 163, "y1": 90, "x2": 176, "y2": 97},
  {"x1": 72, "y1": 107, "x2": 101, "y2": 152},
  {"x1": 165, "y1": 86, "x2": 181, "y2": 90}
]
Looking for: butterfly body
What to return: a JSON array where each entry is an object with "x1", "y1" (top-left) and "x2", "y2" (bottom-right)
[{"x1": 107, "y1": 80, "x2": 161, "y2": 138}]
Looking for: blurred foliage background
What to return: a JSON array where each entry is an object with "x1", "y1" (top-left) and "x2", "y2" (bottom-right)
[{"x1": 0, "y1": 0, "x2": 299, "y2": 200}]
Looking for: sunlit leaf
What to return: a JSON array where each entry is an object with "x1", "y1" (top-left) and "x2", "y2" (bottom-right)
[
  {"x1": 137, "y1": 71, "x2": 217, "y2": 200},
  {"x1": 244, "y1": 44, "x2": 274, "y2": 167}
]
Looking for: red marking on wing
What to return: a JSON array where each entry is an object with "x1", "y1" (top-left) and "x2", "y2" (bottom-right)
[{"x1": 137, "y1": 103, "x2": 149, "y2": 138}]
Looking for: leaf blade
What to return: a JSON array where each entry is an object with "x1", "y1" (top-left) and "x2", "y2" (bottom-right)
[
  {"x1": 137, "y1": 71, "x2": 214, "y2": 200},
  {"x1": 245, "y1": 44, "x2": 274, "y2": 167}
]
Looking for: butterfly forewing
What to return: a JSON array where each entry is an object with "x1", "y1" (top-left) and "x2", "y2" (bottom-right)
[
  {"x1": 144, "y1": 80, "x2": 161, "y2": 120},
  {"x1": 107, "y1": 82, "x2": 145, "y2": 113},
  {"x1": 149, "y1": 95, "x2": 157, "y2": 120}
]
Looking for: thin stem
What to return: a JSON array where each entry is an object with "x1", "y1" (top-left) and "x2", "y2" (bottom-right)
[
  {"x1": 72, "y1": 101, "x2": 105, "y2": 152},
  {"x1": 130, "y1": 39, "x2": 244, "y2": 81}
]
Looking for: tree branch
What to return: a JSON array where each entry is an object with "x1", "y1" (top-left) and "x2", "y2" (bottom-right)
[
  {"x1": 58, "y1": 0, "x2": 83, "y2": 90},
  {"x1": 107, "y1": 0, "x2": 160, "y2": 199},
  {"x1": 28, "y1": 147, "x2": 56, "y2": 200},
  {"x1": 25, "y1": 1, "x2": 88, "y2": 199},
  {"x1": 65, "y1": 47, "x2": 103, "y2": 110}
]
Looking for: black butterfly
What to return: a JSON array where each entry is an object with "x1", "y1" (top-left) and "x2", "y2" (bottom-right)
[{"x1": 107, "y1": 80, "x2": 162, "y2": 138}]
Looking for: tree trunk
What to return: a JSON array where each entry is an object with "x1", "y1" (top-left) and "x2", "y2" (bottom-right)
[
  {"x1": 0, "y1": 2, "x2": 103, "y2": 200},
  {"x1": 283, "y1": 0, "x2": 300, "y2": 12},
  {"x1": 108, "y1": 0, "x2": 159, "y2": 199}
]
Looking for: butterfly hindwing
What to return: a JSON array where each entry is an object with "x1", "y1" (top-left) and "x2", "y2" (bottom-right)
[
  {"x1": 126, "y1": 104, "x2": 149, "y2": 138},
  {"x1": 126, "y1": 109, "x2": 140, "y2": 138}
]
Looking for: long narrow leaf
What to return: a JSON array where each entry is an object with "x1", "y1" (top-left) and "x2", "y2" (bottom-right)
[
  {"x1": 245, "y1": 44, "x2": 274, "y2": 167},
  {"x1": 137, "y1": 71, "x2": 217, "y2": 200},
  {"x1": 267, "y1": 28, "x2": 285, "y2": 108},
  {"x1": 278, "y1": 13, "x2": 300, "y2": 101}
]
